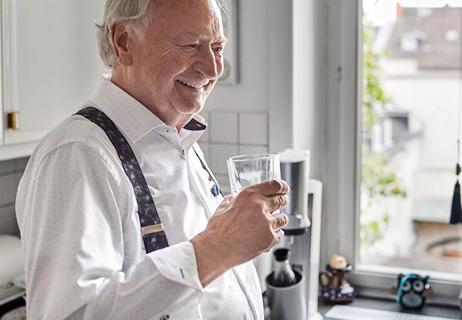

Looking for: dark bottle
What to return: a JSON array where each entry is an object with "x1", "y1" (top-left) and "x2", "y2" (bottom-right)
[{"x1": 271, "y1": 248, "x2": 297, "y2": 287}]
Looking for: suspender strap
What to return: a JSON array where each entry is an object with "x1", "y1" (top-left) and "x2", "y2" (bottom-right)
[
  {"x1": 75, "y1": 106, "x2": 169, "y2": 253},
  {"x1": 192, "y1": 146, "x2": 224, "y2": 197}
]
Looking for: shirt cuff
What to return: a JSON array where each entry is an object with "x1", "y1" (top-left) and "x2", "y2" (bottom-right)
[{"x1": 148, "y1": 241, "x2": 204, "y2": 292}]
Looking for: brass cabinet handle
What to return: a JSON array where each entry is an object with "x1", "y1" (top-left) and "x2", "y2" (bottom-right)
[{"x1": 7, "y1": 111, "x2": 20, "y2": 130}]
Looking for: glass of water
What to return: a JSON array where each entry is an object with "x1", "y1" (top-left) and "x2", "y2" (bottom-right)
[{"x1": 227, "y1": 153, "x2": 281, "y2": 194}]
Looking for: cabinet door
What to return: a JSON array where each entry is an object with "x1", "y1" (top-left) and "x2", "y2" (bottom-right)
[{"x1": 2, "y1": 0, "x2": 106, "y2": 145}]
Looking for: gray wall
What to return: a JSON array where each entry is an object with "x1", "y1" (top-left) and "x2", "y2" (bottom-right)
[
  {"x1": 0, "y1": 158, "x2": 28, "y2": 236},
  {"x1": 204, "y1": 0, "x2": 334, "y2": 272},
  {"x1": 201, "y1": 0, "x2": 294, "y2": 192},
  {"x1": 203, "y1": 0, "x2": 328, "y2": 188}
]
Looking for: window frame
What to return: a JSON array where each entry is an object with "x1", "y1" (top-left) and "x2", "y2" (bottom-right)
[{"x1": 323, "y1": 0, "x2": 462, "y2": 307}]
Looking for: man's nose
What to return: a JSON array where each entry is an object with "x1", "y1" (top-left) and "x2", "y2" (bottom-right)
[{"x1": 194, "y1": 47, "x2": 220, "y2": 79}]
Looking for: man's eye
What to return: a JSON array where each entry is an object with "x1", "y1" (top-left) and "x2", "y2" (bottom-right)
[
  {"x1": 185, "y1": 44, "x2": 199, "y2": 49},
  {"x1": 213, "y1": 47, "x2": 224, "y2": 53}
]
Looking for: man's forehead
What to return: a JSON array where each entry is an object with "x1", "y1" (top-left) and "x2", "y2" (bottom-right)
[
  {"x1": 150, "y1": 0, "x2": 223, "y2": 17},
  {"x1": 149, "y1": 0, "x2": 225, "y2": 37}
]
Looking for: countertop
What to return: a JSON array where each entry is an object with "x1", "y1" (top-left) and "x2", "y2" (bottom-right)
[{"x1": 319, "y1": 297, "x2": 462, "y2": 320}]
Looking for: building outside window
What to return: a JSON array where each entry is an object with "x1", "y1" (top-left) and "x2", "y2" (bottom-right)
[{"x1": 361, "y1": 0, "x2": 462, "y2": 278}]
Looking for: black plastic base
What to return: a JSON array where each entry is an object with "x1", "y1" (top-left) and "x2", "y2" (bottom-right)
[{"x1": 283, "y1": 226, "x2": 309, "y2": 236}]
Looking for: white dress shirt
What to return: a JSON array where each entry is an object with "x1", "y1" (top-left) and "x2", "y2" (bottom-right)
[{"x1": 16, "y1": 75, "x2": 264, "y2": 320}]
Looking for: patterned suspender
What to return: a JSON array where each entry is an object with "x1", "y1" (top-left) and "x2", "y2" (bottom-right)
[{"x1": 75, "y1": 106, "x2": 169, "y2": 253}]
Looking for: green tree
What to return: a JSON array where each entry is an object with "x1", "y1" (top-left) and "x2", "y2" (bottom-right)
[{"x1": 361, "y1": 26, "x2": 406, "y2": 246}]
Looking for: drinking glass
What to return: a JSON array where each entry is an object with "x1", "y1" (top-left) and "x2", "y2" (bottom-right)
[
  {"x1": 227, "y1": 153, "x2": 281, "y2": 194},
  {"x1": 227, "y1": 153, "x2": 282, "y2": 286}
]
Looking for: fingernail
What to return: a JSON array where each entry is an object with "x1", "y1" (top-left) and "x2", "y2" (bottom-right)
[{"x1": 282, "y1": 180, "x2": 290, "y2": 192}]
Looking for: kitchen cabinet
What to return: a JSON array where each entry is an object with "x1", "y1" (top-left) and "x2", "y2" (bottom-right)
[{"x1": 0, "y1": 0, "x2": 106, "y2": 160}]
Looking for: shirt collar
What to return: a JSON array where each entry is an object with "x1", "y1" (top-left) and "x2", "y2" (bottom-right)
[{"x1": 89, "y1": 75, "x2": 207, "y2": 147}]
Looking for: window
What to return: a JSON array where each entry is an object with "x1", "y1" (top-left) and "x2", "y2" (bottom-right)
[
  {"x1": 324, "y1": 0, "x2": 461, "y2": 306},
  {"x1": 400, "y1": 30, "x2": 426, "y2": 52},
  {"x1": 445, "y1": 30, "x2": 459, "y2": 42},
  {"x1": 361, "y1": 0, "x2": 462, "y2": 277}
]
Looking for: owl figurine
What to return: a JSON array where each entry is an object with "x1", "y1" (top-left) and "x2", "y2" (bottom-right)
[{"x1": 393, "y1": 273, "x2": 432, "y2": 310}]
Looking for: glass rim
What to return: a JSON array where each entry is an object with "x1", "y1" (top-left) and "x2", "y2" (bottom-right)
[{"x1": 227, "y1": 153, "x2": 279, "y2": 163}]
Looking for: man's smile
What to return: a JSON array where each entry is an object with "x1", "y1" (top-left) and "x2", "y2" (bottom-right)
[{"x1": 176, "y1": 79, "x2": 209, "y2": 91}]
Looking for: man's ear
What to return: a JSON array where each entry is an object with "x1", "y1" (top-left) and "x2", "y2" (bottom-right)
[{"x1": 110, "y1": 22, "x2": 133, "y2": 66}]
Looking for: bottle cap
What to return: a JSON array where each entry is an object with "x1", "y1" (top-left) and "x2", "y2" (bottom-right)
[{"x1": 273, "y1": 248, "x2": 290, "y2": 262}]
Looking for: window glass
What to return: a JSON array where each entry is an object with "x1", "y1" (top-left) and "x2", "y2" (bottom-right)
[{"x1": 361, "y1": 0, "x2": 462, "y2": 276}]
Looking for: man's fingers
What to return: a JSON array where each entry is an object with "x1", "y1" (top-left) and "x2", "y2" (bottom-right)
[
  {"x1": 222, "y1": 195, "x2": 234, "y2": 202},
  {"x1": 248, "y1": 179, "x2": 290, "y2": 196},
  {"x1": 274, "y1": 229, "x2": 285, "y2": 244},
  {"x1": 271, "y1": 213, "x2": 289, "y2": 230},
  {"x1": 216, "y1": 195, "x2": 234, "y2": 211},
  {"x1": 266, "y1": 194, "x2": 289, "y2": 212}
]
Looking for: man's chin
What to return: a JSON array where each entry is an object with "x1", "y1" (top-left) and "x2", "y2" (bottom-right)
[{"x1": 181, "y1": 100, "x2": 205, "y2": 114}]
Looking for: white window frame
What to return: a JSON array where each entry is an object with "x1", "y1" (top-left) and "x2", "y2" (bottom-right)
[{"x1": 323, "y1": 0, "x2": 462, "y2": 307}]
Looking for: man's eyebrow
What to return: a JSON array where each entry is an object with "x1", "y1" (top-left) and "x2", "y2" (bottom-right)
[
  {"x1": 215, "y1": 36, "x2": 228, "y2": 46},
  {"x1": 172, "y1": 31, "x2": 228, "y2": 44}
]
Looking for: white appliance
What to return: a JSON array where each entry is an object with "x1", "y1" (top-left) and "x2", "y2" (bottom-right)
[
  {"x1": 0, "y1": 235, "x2": 25, "y2": 306},
  {"x1": 254, "y1": 149, "x2": 323, "y2": 319}
]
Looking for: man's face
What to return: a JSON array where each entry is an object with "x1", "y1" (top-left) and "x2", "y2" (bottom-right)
[{"x1": 129, "y1": 0, "x2": 226, "y2": 121}]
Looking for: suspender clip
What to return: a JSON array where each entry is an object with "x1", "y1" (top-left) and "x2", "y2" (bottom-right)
[{"x1": 141, "y1": 223, "x2": 165, "y2": 236}]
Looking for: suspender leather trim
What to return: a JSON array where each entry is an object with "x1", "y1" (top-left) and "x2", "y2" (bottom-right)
[{"x1": 141, "y1": 223, "x2": 165, "y2": 235}]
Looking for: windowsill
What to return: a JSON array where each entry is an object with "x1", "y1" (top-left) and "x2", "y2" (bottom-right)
[{"x1": 319, "y1": 296, "x2": 461, "y2": 319}]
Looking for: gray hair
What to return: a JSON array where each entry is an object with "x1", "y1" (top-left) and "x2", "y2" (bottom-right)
[
  {"x1": 96, "y1": 0, "x2": 152, "y2": 68},
  {"x1": 96, "y1": 0, "x2": 229, "y2": 69}
]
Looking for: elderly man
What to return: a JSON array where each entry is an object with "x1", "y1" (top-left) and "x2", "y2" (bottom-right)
[{"x1": 16, "y1": 0, "x2": 289, "y2": 319}]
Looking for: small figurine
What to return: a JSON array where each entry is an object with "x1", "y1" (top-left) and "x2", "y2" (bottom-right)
[
  {"x1": 391, "y1": 273, "x2": 432, "y2": 310},
  {"x1": 319, "y1": 255, "x2": 356, "y2": 303}
]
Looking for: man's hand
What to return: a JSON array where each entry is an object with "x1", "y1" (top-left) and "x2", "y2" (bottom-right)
[{"x1": 191, "y1": 179, "x2": 290, "y2": 287}]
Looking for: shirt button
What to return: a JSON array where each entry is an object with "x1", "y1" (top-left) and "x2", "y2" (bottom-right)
[{"x1": 159, "y1": 315, "x2": 170, "y2": 320}]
